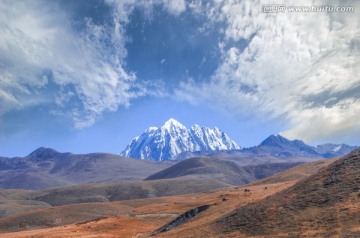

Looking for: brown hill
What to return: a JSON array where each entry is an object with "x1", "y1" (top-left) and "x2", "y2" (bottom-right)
[
  {"x1": 251, "y1": 157, "x2": 338, "y2": 185},
  {"x1": 214, "y1": 148, "x2": 360, "y2": 237},
  {"x1": 146, "y1": 156, "x2": 302, "y2": 186},
  {"x1": 29, "y1": 177, "x2": 228, "y2": 206},
  {"x1": 0, "y1": 148, "x2": 175, "y2": 190},
  {"x1": 0, "y1": 189, "x2": 50, "y2": 218},
  {"x1": 0, "y1": 177, "x2": 228, "y2": 223}
]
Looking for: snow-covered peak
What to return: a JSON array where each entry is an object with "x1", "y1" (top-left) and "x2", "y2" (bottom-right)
[
  {"x1": 161, "y1": 118, "x2": 187, "y2": 134},
  {"x1": 121, "y1": 118, "x2": 241, "y2": 161},
  {"x1": 190, "y1": 124, "x2": 201, "y2": 130},
  {"x1": 163, "y1": 118, "x2": 185, "y2": 129},
  {"x1": 145, "y1": 127, "x2": 158, "y2": 133}
]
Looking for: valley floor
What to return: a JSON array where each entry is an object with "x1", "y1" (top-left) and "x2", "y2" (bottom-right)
[{"x1": 0, "y1": 181, "x2": 294, "y2": 238}]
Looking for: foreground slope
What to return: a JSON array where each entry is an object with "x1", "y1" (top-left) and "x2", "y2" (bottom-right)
[{"x1": 214, "y1": 147, "x2": 360, "y2": 237}]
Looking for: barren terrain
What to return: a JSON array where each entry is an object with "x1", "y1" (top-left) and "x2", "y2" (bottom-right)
[{"x1": 0, "y1": 155, "x2": 351, "y2": 238}]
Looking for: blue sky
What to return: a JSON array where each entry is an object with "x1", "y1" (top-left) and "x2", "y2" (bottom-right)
[{"x1": 0, "y1": 0, "x2": 359, "y2": 157}]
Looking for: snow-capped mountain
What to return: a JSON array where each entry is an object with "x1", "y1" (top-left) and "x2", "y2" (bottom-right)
[{"x1": 120, "y1": 118, "x2": 240, "y2": 161}]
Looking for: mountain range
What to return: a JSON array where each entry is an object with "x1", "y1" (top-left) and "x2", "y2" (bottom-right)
[
  {"x1": 243, "y1": 134, "x2": 357, "y2": 158},
  {"x1": 0, "y1": 119, "x2": 356, "y2": 191},
  {"x1": 121, "y1": 118, "x2": 240, "y2": 161},
  {"x1": 121, "y1": 119, "x2": 357, "y2": 161}
]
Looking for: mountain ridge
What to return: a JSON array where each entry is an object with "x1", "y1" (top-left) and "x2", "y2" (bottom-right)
[
  {"x1": 120, "y1": 118, "x2": 240, "y2": 161},
  {"x1": 120, "y1": 119, "x2": 357, "y2": 161},
  {"x1": 243, "y1": 134, "x2": 356, "y2": 158}
]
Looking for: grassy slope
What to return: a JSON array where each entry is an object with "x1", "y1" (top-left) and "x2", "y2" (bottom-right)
[{"x1": 214, "y1": 149, "x2": 360, "y2": 237}]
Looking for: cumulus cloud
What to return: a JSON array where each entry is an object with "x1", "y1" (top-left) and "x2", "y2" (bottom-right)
[{"x1": 177, "y1": 0, "x2": 360, "y2": 143}]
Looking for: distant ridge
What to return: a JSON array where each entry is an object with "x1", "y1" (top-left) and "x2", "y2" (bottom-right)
[
  {"x1": 120, "y1": 118, "x2": 240, "y2": 161},
  {"x1": 0, "y1": 148, "x2": 174, "y2": 190},
  {"x1": 242, "y1": 134, "x2": 357, "y2": 158}
]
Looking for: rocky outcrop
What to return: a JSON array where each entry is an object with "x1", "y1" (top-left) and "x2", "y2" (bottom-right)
[{"x1": 152, "y1": 205, "x2": 211, "y2": 235}]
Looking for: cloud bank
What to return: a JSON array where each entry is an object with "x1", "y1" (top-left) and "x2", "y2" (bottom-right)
[{"x1": 176, "y1": 0, "x2": 360, "y2": 143}]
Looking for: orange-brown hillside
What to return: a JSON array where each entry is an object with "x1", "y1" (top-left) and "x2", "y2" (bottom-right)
[{"x1": 213, "y1": 148, "x2": 360, "y2": 237}]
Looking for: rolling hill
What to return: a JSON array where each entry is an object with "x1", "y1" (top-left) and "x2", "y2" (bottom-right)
[
  {"x1": 0, "y1": 148, "x2": 174, "y2": 190},
  {"x1": 145, "y1": 156, "x2": 302, "y2": 186},
  {"x1": 0, "y1": 177, "x2": 229, "y2": 219},
  {"x1": 29, "y1": 177, "x2": 229, "y2": 206}
]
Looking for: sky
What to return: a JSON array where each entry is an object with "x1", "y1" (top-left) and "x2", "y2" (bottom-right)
[{"x1": 0, "y1": 0, "x2": 359, "y2": 157}]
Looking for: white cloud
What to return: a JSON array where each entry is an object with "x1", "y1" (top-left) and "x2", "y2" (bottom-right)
[
  {"x1": 0, "y1": 0, "x2": 165, "y2": 128},
  {"x1": 177, "y1": 0, "x2": 360, "y2": 143},
  {"x1": 2, "y1": 0, "x2": 359, "y2": 144},
  {"x1": 281, "y1": 98, "x2": 360, "y2": 142},
  {"x1": 0, "y1": 0, "x2": 191, "y2": 128},
  {"x1": 161, "y1": 0, "x2": 186, "y2": 16}
]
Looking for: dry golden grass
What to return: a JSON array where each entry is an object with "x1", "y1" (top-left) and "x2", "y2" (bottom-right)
[
  {"x1": 1, "y1": 155, "x2": 356, "y2": 238},
  {"x1": 0, "y1": 181, "x2": 295, "y2": 238}
]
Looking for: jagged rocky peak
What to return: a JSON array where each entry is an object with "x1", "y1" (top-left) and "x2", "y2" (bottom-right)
[{"x1": 120, "y1": 118, "x2": 240, "y2": 161}]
